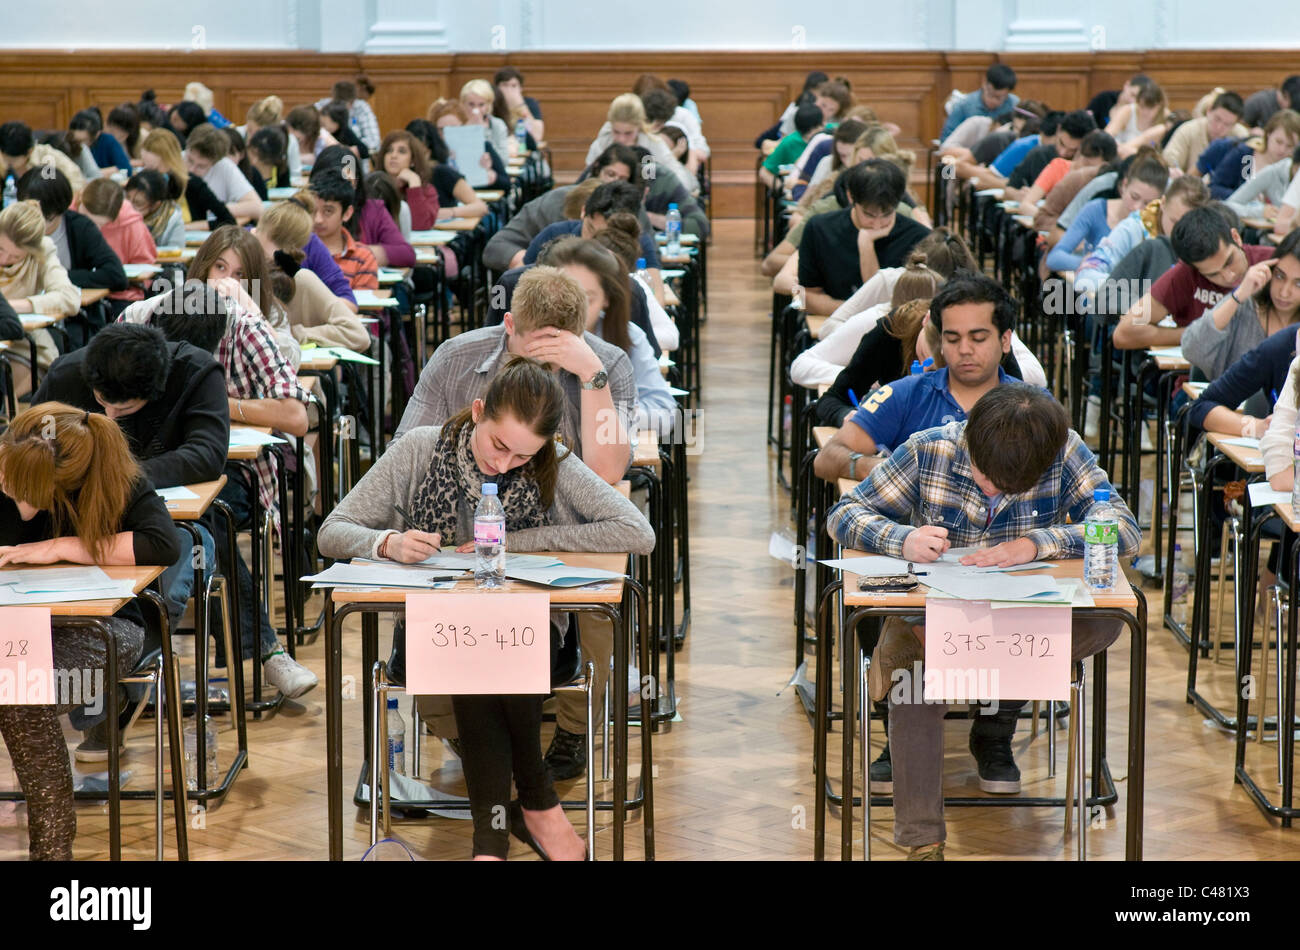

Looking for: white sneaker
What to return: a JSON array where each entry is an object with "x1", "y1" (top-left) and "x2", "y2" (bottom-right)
[
  {"x1": 1141, "y1": 423, "x2": 1155, "y2": 452},
  {"x1": 262, "y1": 652, "x2": 318, "y2": 699},
  {"x1": 1084, "y1": 395, "x2": 1101, "y2": 441}
]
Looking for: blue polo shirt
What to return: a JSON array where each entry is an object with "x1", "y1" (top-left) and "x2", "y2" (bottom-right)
[
  {"x1": 850, "y1": 367, "x2": 1015, "y2": 453},
  {"x1": 991, "y1": 135, "x2": 1038, "y2": 178}
]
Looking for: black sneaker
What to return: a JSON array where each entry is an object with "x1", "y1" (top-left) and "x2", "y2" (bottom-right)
[
  {"x1": 544, "y1": 727, "x2": 587, "y2": 781},
  {"x1": 969, "y1": 736, "x2": 1021, "y2": 794},
  {"x1": 868, "y1": 742, "x2": 892, "y2": 794}
]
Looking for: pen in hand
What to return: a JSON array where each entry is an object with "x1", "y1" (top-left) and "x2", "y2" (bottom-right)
[{"x1": 392, "y1": 504, "x2": 420, "y2": 531}]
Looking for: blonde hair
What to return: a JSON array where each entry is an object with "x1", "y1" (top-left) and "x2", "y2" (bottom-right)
[
  {"x1": 855, "y1": 125, "x2": 915, "y2": 174},
  {"x1": 246, "y1": 95, "x2": 284, "y2": 129},
  {"x1": 607, "y1": 93, "x2": 646, "y2": 128},
  {"x1": 259, "y1": 200, "x2": 312, "y2": 258},
  {"x1": 510, "y1": 265, "x2": 587, "y2": 336},
  {"x1": 0, "y1": 200, "x2": 48, "y2": 254},
  {"x1": 460, "y1": 79, "x2": 495, "y2": 103},
  {"x1": 183, "y1": 82, "x2": 214, "y2": 115},
  {"x1": 141, "y1": 128, "x2": 189, "y2": 189},
  {"x1": 0, "y1": 402, "x2": 141, "y2": 562},
  {"x1": 890, "y1": 252, "x2": 944, "y2": 309},
  {"x1": 562, "y1": 178, "x2": 602, "y2": 219}
]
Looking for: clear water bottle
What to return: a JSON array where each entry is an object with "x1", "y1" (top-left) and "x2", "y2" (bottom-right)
[
  {"x1": 474, "y1": 482, "x2": 506, "y2": 588},
  {"x1": 1083, "y1": 488, "x2": 1120, "y2": 591},
  {"x1": 515, "y1": 117, "x2": 528, "y2": 152},
  {"x1": 791, "y1": 282, "x2": 805, "y2": 312},
  {"x1": 1291, "y1": 423, "x2": 1300, "y2": 520},
  {"x1": 782, "y1": 394, "x2": 793, "y2": 436},
  {"x1": 2, "y1": 175, "x2": 15, "y2": 209},
  {"x1": 1170, "y1": 543, "x2": 1190, "y2": 626},
  {"x1": 386, "y1": 698, "x2": 406, "y2": 775},
  {"x1": 665, "y1": 203, "x2": 682, "y2": 257},
  {"x1": 183, "y1": 715, "x2": 218, "y2": 791},
  {"x1": 635, "y1": 256, "x2": 648, "y2": 286}
]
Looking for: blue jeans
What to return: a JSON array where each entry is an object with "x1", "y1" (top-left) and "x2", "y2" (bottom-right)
[
  {"x1": 161, "y1": 523, "x2": 216, "y2": 632},
  {"x1": 211, "y1": 467, "x2": 282, "y2": 660}
]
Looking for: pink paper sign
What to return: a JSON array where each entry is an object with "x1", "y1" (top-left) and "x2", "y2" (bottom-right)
[
  {"x1": 0, "y1": 607, "x2": 56, "y2": 706},
  {"x1": 921, "y1": 600, "x2": 1072, "y2": 701},
  {"x1": 405, "y1": 592, "x2": 550, "y2": 695}
]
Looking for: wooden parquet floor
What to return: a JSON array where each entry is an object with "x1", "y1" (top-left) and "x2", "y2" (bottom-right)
[{"x1": 2, "y1": 219, "x2": 1299, "y2": 860}]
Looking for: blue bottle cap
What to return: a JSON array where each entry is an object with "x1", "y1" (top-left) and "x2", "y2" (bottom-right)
[
  {"x1": 1093, "y1": 488, "x2": 1110, "y2": 502},
  {"x1": 482, "y1": 482, "x2": 498, "y2": 495},
  {"x1": 387, "y1": 698, "x2": 398, "y2": 709},
  {"x1": 668, "y1": 203, "x2": 678, "y2": 210},
  {"x1": 910, "y1": 360, "x2": 922, "y2": 375},
  {"x1": 636, "y1": 257, "x2": 646, "y2": 269}
]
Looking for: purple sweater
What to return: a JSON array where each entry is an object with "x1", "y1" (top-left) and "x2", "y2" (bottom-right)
[
  {"x1": 360, "y1": 199, "x2": 416, "y2": 268},
  {"x1": 302, "y1": 234, "x2": 357, "y2": 305}
]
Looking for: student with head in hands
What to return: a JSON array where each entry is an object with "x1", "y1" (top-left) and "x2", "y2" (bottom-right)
[
  {"x1": 0, "y1": 402, "x2": 182, "y2": 859},
  {"x1": 184, "y1": 124, "x2": 263, "y2": 224},
  {"x1": 826, "y1": 382, "x2": 1140, "y2": 860},
  {"x1": 319, "y1": 356, "x2": 654, "y2": 859}
]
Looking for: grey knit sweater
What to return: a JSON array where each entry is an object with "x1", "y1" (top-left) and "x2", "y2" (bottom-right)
[{"x1": 317, "y1": 425, "x2": 656, "y2": 561}]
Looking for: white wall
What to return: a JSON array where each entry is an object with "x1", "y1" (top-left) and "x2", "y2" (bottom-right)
[{"x1": 7, "y1": 0, "x2": 1300, "y2": 51}]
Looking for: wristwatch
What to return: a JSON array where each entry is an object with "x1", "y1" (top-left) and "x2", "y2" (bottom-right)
[
  {"x1": 848, "y1": 452, "x2": 865, "y2": 480},
  {"x1": 582, "y1": 369, "x2": 609, "y2": 391}
]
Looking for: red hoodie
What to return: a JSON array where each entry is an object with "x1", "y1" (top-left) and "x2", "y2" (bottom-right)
[{"x1": 88, "y1": 201, "x2": 157, "y2": 301}]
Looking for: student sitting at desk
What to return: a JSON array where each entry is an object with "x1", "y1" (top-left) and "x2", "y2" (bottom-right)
[
  {"x1": 377, "y1": 130, "x2": 441, "y2": 231},
  {"x1": 184, "y1": 124, "x2": 263, "y2": 224},
  {"x1": 119, "y1": 273, "x2": 318, "y2": 699},
  {"x1": 403, "y1": 119, "x2": 491, "y2": 224},
  {"x1": 69, "y1": 107, "x2": 133, "y2": 177},
  {"x1": 307, "y1": 173, "x2": 379, "y2": 291},
  {"x1": 0, "y1": 200, "x2": 80, "y2": 397},
  {"x1": 1113, "y1": 204, "x2": 1278, "y2": 363},
  {"x1": 34, "y1": 324, "x2": 228, "y2": 759},
  {"x1": 0, "y1": 402, "x2": 182, "y2": 859},
  {"x1": 1188, "y1": 323, "x2": 1298, "y2": 440},
  {"x1": 77, "y1": 178, "x2": 157, "y2": 312},
  {"x1": 0, "y1": 121, "x2": 86, "y2": 195},
  {"x1": 247, "y1": 126, "x2": 290, "y2": 194},
  {"x1": 254, "y1": 201, "x2": 370, "y2": 352},
  {"x1": 827, "y1": 384, "x2": 1139, "y2": 860},
  {"x1": 311, "y1": 146, "x2": 416, "y2": 269},
  {"x1": 319, "y1": 357, "x2": 655, "y2": 859},
  {"x1": 139, "y1": 129, "x2": 235, "y2": 232},
  {"x1": 124, "y1": 169, "x2": 186, "y2": 249}
]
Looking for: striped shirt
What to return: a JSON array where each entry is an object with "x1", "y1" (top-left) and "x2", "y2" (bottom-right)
[
  {"x1": 330, "y1": 228, "x2": 379, "y2": 290},
  {"x1": 827, "y1": 421, "x2": 1141, "y2": 561}
]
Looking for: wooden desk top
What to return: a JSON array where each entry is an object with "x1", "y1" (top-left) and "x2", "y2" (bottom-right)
[
  {"x1": 839, "y1": 551, "x2": 1139, "y2": 611},
  {"x1": 633, "y1": 430, "x2": 660, "y2": 468},
  {"x1": 21, "y1": 314, "x2": 61, "y2": 331},
  {"x1": 837, "y1": 477, "x2": 859, "y2": 496},
  {"x1": 329, "y1": 552, "x2": 628, "y2": 605},
  {"x1": 1272, "y1": 501, "x2": 1300, "y2": 533},
  {"x1": 1242, "y1": 217, "x2": 1275, "y2": 231},
  {"x1": 1154, "y1": 354, "x2": 1191, "y2": 371},
  {"x1": 228, "y1": 425, "x2": 274, "y2": 461},
  {"x1": 80, "y1": 288, "x2": 110, "y2": 307},
  {"x1": 18, "y1": 565, "x2": 166, "y2": 617},
  {"x1": 805, "y1": 314, "x2": 829, "y2": 339},
  {"x1": 299, "y1": 352, "x2": 340, "y2": 372},
  {"x1": 813, "y1": 426, "x2": 837, "y2": 450},
  {"x1": 1182, "y1": 381, "x2": 1207, "y2": 400},
  {"x1": 659, "y1": 252, "x2": 692, "y2": 266},
  {"x1": 415, "y1": 249, "x2": 445, "y2": 265},
  {"x1": 1207, "y1": 432, "x2": 1265, "y2": 473},
  {"x1": 165, "y1": 476, "x2": 226, "y2": 521},
  {"x1": 476, "y1": 190, "x2": 505, "y2": 202},
  {"x1": 437, "y1": 216, "x2": 482, "y2": 232},
  {"x1": 353, "y1": 289, "x2": 396, "y2": 309}
]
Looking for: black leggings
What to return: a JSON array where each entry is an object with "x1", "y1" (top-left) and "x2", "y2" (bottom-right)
[{"x1": 451, "y1": 619, "x2": 565, "y2": 858}]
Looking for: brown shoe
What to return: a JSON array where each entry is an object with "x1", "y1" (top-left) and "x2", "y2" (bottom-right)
[
  {"x1": 868, "y1": 617, "x2": 924, "y2": 703},
  {"x1": 907, "y1": 842, "x2": 945, "y2": 861}
]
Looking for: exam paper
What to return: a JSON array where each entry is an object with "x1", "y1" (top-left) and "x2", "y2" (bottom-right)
[
  {"x1": 156, "y1": 485, "x2": 199, "y2": 501},
  {"x1": 1248, "y1": 482, "x2": 1292, "y2": 508},
  {"x1": 0, "y1": 581, "x2": 136, "y2": 605},
  {"x1": 1216, "y1": 436, "x2": 1261, "y2": 449},
  {"x1": 506, "y1": 564, "x2": 627, "y2": 588},
  {"x1": 314, "y1": 346, "x2": 380, "y2": 365},
  {"x1": 422, "y1": 553, "x2": 562, "y2": 571},
  {"x1": 229, "y1": 427, "x2": 286, "y2": 447},
  {"x1": 302, "y1": 561, "x2": 467, "y2": 588},
  {"x1": 922, "y1": 572, "x2": 1062, "y2": 603},
  {"x1": 0, "y1": 566, "x2": 113, "y2": 593}
]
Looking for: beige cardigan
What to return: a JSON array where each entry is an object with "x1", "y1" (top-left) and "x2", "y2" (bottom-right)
[
  {"x1": 0, "y1": 237, "x2": 79, "y2": 370},
  {"x1": 287, "y1": 268, "x2": 371, "y2": 352}
]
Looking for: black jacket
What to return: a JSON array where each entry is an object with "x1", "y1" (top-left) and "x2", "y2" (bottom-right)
[
  {"x1": 0, "y1": 288, "x2": 20, "y2": 340},
  {"x1": 34, "y1": 340, "x2": 230, "y2": 488},
  {"x1": 64, "y1": 209, "x2": 127, "y2": 292},
  {"x1": 185, "y1": 175, "x2": 237, "y2": 228}
]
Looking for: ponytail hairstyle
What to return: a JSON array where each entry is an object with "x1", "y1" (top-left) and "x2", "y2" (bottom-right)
[
  {"x1": 1122, "y1": 145, "x2": 1170, "y2": 193},
  {"x1": 125, "y1": 168, "x2": 183, "y2": 206},
  {"x1": 258, "y1": 199, "x2": 312, "y2": 264},
  {"x1": 136, "y1": 90, "x2": 168, "y2": 132},
  {"x1": 890, "y1": 252, "x2": 944, "y2": 309},
  {"x1": 882, "y1": 297, "x2": 935, "y2": 371},
  {"x1": 245, "y1": 95, "x2": 285, "y2": 132},
  {"x1": 0, "y1": 402, "x2": 140, "y2": 562},
  {"x1": 441, "y1": 356, "x2": 567, "y2": 508},
  {"x1": 540, "y1": 235, "x2": 633, "y2": 354},
  {"x1": 910, "y1": 226, "x2": 977, "y2": 278}
]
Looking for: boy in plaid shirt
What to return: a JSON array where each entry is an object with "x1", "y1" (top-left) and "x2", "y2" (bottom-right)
[{"x1": 827, "y1": 383, "x2": 1140, "y2": 859}]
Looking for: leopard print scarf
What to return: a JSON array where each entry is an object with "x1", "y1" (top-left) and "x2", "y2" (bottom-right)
[{"x1": 408, "y1": 422, "x2": 547, "y2": 545}]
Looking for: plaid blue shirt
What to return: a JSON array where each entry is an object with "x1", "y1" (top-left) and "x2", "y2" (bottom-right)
[{"x1": 827, "y1": 421, "x2": 1141, "y2": 561}]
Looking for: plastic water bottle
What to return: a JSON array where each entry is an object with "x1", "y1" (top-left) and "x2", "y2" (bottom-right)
[
  {"x1": 1291, "y1": 423, "x2": 1300, "y2": 520},
  {"x1": 665, "y1": 203, "x2": 682, "y2": 257},
  {"x1": 2, "y1": 175, "x2": 14, "y2": 209},
  {"x1": 635, "y1": 257, "x2": 648, "y2": 286},
  {"x1": 791, "y1": 282, "x2": 805, "y2": 312},
  {"x1": 386, "y1": 698, "x2": 406, "y2": 775},
  {"x1": 515, "y1": 117, "x2": 528, "y2": 152},
  {"x1": 1171, "y1": 544, "x2": 1190, "y2": 626},
  {"x1": 183, "y1": 716, "x2": 218, "y2": 791},
  {"x1": 474, "y1": 483, "x2": 506, "y2": 588},
  {"x1": 1083, "y1": 488, "x2": 1120, "y2": 591}
]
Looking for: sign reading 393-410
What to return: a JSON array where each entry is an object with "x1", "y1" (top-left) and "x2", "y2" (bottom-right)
[{"x1": 406, "y1": 592, "x2": 550, "y2": 694}]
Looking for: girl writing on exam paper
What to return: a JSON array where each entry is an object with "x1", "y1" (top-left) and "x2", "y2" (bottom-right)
[
  {"x1": 317, "y1": 357, "x2": 654, "y2": 861},
  {"x1": 0, "y1": 402, "x2": 181, "y2": 860}
]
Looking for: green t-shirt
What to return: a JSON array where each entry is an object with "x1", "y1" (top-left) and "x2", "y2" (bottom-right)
[{"x1": 762, "y1": 132, "x2": 809, "y2": 174}]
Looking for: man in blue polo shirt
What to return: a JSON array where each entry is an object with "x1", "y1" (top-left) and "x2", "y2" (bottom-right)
[
  {"x1": 814, "y1": 272, "x2": 1028, "y2": 797},
  {"x1": 940, "y1": 64, "x2": 1020, "y2": 140}
]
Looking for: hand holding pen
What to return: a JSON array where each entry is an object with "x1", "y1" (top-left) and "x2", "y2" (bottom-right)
[{"x1": 383, "y1": 504, "x2": 443, "y2": 564}]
